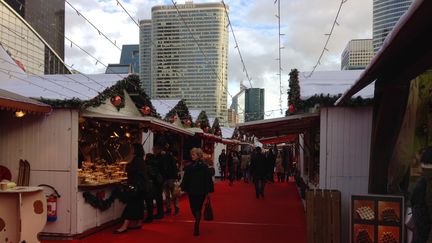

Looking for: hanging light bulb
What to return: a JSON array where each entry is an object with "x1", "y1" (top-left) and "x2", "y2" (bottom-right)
[{"x1": 15, "y1": 110, "x2": 26, "y2": 118}]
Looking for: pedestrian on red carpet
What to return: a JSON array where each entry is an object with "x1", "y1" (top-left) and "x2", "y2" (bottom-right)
[
  {"x1": 218, "y1": 149, "x2": 227, "y2": 181},
  {"x1": 114, "y1": 143, "x2": 148, "y2": 234},
  {"x1": 250, "y1": 146, "x2": 267, "y2": 198},
  {"x1": 181, "y1": 148, "x2": 215, "y2": 236},
  {"x1": 275, "y1": 151, "x2": 285, "y2": 182}
]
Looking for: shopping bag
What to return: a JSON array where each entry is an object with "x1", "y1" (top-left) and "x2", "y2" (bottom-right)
[
  {"x1": 203, "y1": 196, "x2": 213, "y2": 221},
  {"x1": 405, "y1": 212, "x2": 415, "y2": 231}
]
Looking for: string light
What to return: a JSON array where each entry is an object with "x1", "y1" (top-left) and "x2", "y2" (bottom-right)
[
  {"x1": 65, "y1": 0, "x2": 121, "y2": 51},
  {"x1": 221, "y1": 1, "x2": 253, "y2": 89},
  {"x1": 303, "y1": 0, "x2": 347, "y2": 79}
]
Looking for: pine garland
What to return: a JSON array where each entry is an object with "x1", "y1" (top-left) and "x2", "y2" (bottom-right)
[
  {"x1": 212, "y1": 117, "x2": 221, "y2": 136},
  {"x1": 196, "y1": 111, "x2": 210, "y2": 132},
  {"x1": 82, "y1": 187, "x2": 126, "y2": 211},
  {"x1": 36, "y1": 75, "x2": 160, "y2": 118},
  {"x1": 164, "y1": 99, "x2": 193, "y2": 125},
  {"x1": 285, "y1": 68, "x2": 374, "y2": 116}
]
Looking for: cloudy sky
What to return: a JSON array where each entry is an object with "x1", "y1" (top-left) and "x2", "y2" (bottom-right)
[{"x1": 65, "y1": 0, "x2": 372, "y2": 118}]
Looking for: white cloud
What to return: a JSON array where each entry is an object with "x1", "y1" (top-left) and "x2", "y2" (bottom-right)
[{"x1": 65, "y1": 0, "x2": 372, "y2": 118}]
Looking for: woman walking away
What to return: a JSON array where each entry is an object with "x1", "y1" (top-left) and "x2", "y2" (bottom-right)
[
  {"x1": 250, "y1": 147, "x2": 267, "y2": 198},
  {"x1": 114, "y1": 143, "x2": 148, "y2": 234},
  {"x1": 181, "y1": 148, "x2": 214, "y2": 236}
]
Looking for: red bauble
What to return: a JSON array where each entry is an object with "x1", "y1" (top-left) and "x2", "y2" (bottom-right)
[
  {"x1": 216, "y1": 130, "x2": 221, "y2": 136},
  {"x1": 140, "y1": 106, "x2": 151, "y2": 115},
  {"x1": 171, "y1": 115, "x2": 177, "y2": 123},
  {"x1": 184, "y1": 119, "x2": 192, "y2": 126},
  {"x1": 204, "y1": 127, "x2": 210, "y2": 133},
  {"x1": 289, "y1": 104, "x2": 295, "y2": 113},
  {"x1": 110, "y1": 95, "x2": 122, "y2": 107}
]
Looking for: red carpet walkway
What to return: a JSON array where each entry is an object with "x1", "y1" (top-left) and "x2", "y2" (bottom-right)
[{"x1": 43, "y1": 181, "x2": 306, "y2": 243}]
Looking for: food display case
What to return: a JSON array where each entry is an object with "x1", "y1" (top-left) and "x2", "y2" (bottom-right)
[{"x1": 351, "y1": 195, "x2": 404, "y2": 243}]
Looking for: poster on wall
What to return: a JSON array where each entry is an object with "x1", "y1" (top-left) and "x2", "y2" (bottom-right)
[{"x1": 351, "y1": 195, "x2": 404, "y2": 243}]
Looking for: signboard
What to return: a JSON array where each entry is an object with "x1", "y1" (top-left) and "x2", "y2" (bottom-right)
[{"x1": 351, "y1": 194, "x2": 404, "y2": 243}]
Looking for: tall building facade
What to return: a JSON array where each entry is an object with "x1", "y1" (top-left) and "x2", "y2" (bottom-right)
[
  {"x1": 140, "y1": 1, "x2": 229, "y2": 124},
  {"x1": 120, "y1": 44, "x2": 139, "y2": 74},
  {"x1": 4, "y1": 0, "x2": 65, "y2": 59},
  {"x1": 373, "y1": 0, "x2": 412, "y2": 53},
  {"x1": 341, "y1": 39, "x2": 374, "y2": 70},
  {"x1": 227, "y1": 108, "x2": 238, "y2": 127},
  {"x1": 245, "y1": 88, "x2": 264, "y2": 122},
  {"x1": 0, "y1": 1, "x2": 69, "y2": 74},
  {"x1": 139, "y1": 20, "x2": 152, "y2": 96},
  {"x1": 230, "y1": 87, "x2": 245, "y2": 123}
]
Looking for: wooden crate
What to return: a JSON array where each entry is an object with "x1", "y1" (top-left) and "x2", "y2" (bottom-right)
[{"x1": 306, "y1": 189, "x2": 341, "y2": 243}]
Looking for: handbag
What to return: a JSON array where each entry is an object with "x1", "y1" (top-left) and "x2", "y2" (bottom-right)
[
  {"x1": 203, "y1": 196, "x2": 213, "y2": 221},
  {"x1": 405, "y1": 211, "x2": 415, "y2": 231}
]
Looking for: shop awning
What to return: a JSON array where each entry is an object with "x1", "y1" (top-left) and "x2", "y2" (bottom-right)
[
  {"x1": 259, "y1": 134, "x2": 297, "y2": 145},
  {"x1": 236, "y1": 113, "x2": 320, "y2": 139},
  {"x1": 0, "y1": 89, "x2": 52, "y2": 114},
  {"x1": 81, "y1": 111, "x2": 195, "y2": 136},
  {"x1": 336, "y1": 0, "x2": 432, "y2": 105}
]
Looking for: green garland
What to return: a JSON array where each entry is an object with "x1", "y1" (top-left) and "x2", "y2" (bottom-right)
[
  {"x1": 164, "y1": 99, "x2": 193, "y2": 125},
  {"x1": 212, "y1": 117, "x2": 221, "y2": 136},
  {"x1": 286, "y1": 68, "x2": 374, "y2": 116},
  {"x1": 82, "y1": 187, "x2": 126, "y2": 211},
  {"x1": 196, "y1": 111, "x2": 210, "y2": 132},
  {"x1": 36, "y1": 75, "x2": 160, "y2": 118}
]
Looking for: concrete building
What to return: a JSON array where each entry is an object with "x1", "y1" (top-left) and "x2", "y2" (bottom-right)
[
  {"x1": 4, "y1": 0, "x2": 65, "y2": 60},
  {"x1": 0, "y1": 1, "x2": 69, "y2": 74},
  {"x1": 341, "y1": 39, "x2": 374, "y2": 70},
  {"x1": 139, "y1": 1, "x2": 229, "y2": 125},
  {"x1": 245, "y1": 88, "x2": 264, "y2": 122},
  {"x1": 119, "y1": 44, "x2": 139, "y2": 74},
  {"x1": 105, "y1": 64, "x2": 131, "y2": 74},
  {"x1": 373, "y1": 0, "x2": 412, "y2": 53},
  {"x1": 227, "y1": 108, "x2": 238, "y2": 127},
  {"x1": 230, "y1": 87, "x2": 245, "y2": 123},
  {"x1": 139, "y1": 20, "x2": 152, "y2": 95}
]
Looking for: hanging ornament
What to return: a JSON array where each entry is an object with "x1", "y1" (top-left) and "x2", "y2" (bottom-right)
[
  {"x1": 204, "y1": 127, "x2": 210, "y2": 133},
  {"x1": 196, "y1": 122, "x2": 201, "y2": 128},
  {"x1": 140, "y1": 106, "x2": 151, "y2": 115},
  {"x1": 289, "y1": 104, "x2": 296, "y2": 113},
  {"x1": 216, "y1": 130, "x2": 221, "y2": 136},
  {"x1": 171, "y1": 115, "x2": 178, "y2": 123},
  {"x1": 110, "y1": 95, "x2": 122, "y2": 107},
  {"x1": 184, "y1": 119, "x2": 192, "y2": 127}
]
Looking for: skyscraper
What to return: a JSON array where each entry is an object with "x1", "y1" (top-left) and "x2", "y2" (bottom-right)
[
  {"x1": 4, "y1": 0, "x2": 65, "y2": 60},
  {"x1": 245, "y1": 88, "x2": 264, "y2": 122},
  {"x1": 373, "y1": 0, "x2": 412, "y2": 53},
  {"x1": 119, "y1": 44, "x2": 139, "y2": 74},
  {"x1": 139, "y1": 20, "x2": 152, "y2": 96},
  {"x1": 341, "y1": 39, "x2": 374, "y2": 70},
  {"x1": 0, "y1": 1, "x2": 69, "y2": 74},
  {"x1": 139, "y1": 1, "x2": 229, "y2": 124}
]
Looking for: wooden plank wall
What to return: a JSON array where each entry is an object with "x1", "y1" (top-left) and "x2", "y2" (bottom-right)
[
  {"x1": 319, "y1": 106, "x2": 372, "y2": 242},
  {"x1": 307, "y1": 189, "x2": 341, "y2": 243},
  {"x1": 0, "y1": 109, "x2": 79, "y2": 234}
]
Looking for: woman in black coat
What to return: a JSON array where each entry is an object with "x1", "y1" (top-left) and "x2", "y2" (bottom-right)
[
  {"x1": 114, "y1": 143, "x2": 148, "y2": 234},
  {"x1": 181, "y1": 147, "x2": 214, "y2": 236}
]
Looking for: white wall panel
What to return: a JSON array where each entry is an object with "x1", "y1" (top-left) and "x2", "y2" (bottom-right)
[
  {"x1": 319, "y1": 106, "x2": 373, "y2": 242},
  {"x1": 0, "y1": 109, "x2": 78, "y2": 177},
  {"x1": 30, "y1": 171, "x2": 72, "y2": 234}
]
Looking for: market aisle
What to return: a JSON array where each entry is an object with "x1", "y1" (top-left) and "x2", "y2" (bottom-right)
[{"x1": 43, "y1": 180, "x2": 306, "y2": 243}]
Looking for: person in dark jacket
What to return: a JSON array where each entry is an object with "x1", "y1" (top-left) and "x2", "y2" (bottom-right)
[
  {"x1": 114, "y1": 143, "x2": 148, "y2": 234},
  {"x1": 181, "y1": 147, "x2": 214, "y2": 236},
  {"x1": 144, "y1": 149, "x2": 165, "y2": 221},
  {"x1": 266, "y1": 148, "x2": 276, "y2": 183},
  {"x1": 218, "y1": 149, "x2": 227, "y2": 180},
  {"x1": 411, "y1": 147, "x2": 432, "y2": 243},
  {"x1": 159, "y1": 145, "x2": 180, "y2": 215},
  {"x1": 250, "y1": 146, "x2": 267, "y2": 198}
]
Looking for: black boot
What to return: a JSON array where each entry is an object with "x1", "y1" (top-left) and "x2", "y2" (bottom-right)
[{"x1": 193, "y1": 211, "x2": 201, "y2": 236}]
